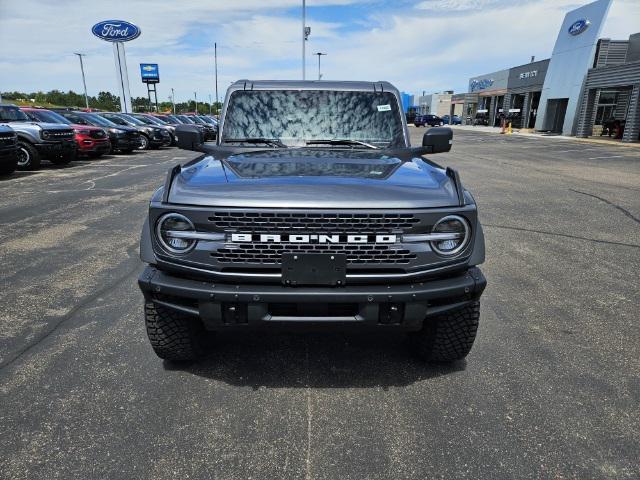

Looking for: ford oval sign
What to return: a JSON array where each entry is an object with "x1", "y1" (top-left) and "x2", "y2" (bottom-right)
[
  {"x1": 568, "y1": 19, "x2": 590, "y2": 36},
  {"x1": 92, "y1": 20, "x2": 141, "y2": 42}
]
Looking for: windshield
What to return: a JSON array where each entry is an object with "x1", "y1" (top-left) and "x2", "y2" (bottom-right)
[
  {"x1": 166, "y1": 115, "x2": 181, "y2": 123},
  {"x1": 83, "y1": 113, "x2": 118, "y2": 127},
  {"x1": 177, "y1": 115, "x2": 195, "y2": 124},
  {"x1": 101, "y1": 114, "x2": 130, "y2": 126},
  {"x1": 189, "y1": 116, "x2": 205, "y2": 125},
  {"x1": 200, "y1": 116, "x2": 217, "y2": 125},
  {"x1": 25, "y1": 110, "x2": 71, "y2": 125},
  {"x1": 132, "y1": 115, "x2": 156, "y2": 126},
  {"x1": 145, "y1": 115, "x2": 167, "y2": 125},
  {"x1": 0, "y1": 106, "x2": 30, "y2": 122},
  {"x1": 119, "y1": 114, "x2": 145, "y2": 126},
  {"x1": 222, "y1": 90, "x2": 405, "y2": 147}
]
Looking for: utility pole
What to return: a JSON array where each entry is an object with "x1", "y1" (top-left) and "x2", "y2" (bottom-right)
[
  {"x1": 194, "y1": 92, "x2": 198, "y2": 114},
  {"x1": 74, "y1": 52, "x2": 89, "y2": 109},
  {"x1": 315, "y1": 52, "x2": 326, "y2": 80},
  {"x1": 171, "y1": 88, "x2": 175, "y2": 114},
  {"x1": 209, "y1": 94, "x2": 212, "y2": 114},
  {"x1": 214, "y1": 42, "x2": 219, "y2": 115},
  {"x1": 302, "y1": 0, "x2": 306, "y2": 80}
]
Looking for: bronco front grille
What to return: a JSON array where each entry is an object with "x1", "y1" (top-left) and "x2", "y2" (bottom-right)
[
  {"x1": 43, "y1": 130, "x2": 74, "y2": 139},
  {"x1": 208, "y1": 212, "x2": 420, "y2": 233},
  {"x1": 214, "y1": 243, "x2": 417, "y2": 265}
]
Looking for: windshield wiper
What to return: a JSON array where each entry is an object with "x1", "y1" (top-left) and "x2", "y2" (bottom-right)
[
  {"x1": 305, "y1": 139, "x2": 379, "y2": 149},
  {"x1": 223, "y1": 137, "x2": 287, "y2": 148}
]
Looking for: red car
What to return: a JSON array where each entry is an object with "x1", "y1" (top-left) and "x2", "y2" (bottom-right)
[{"x1": 21, "y1": 108, "x2": 111, "y2": 158}]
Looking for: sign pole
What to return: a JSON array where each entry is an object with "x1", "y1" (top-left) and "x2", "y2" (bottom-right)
[{"x1": 112, "y1": 42, "x2": 132, "y2": 112}]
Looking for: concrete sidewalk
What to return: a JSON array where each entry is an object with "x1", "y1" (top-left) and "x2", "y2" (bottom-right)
[{"x1": 441, "y1": 124, "x2": 640, "y2": 148}]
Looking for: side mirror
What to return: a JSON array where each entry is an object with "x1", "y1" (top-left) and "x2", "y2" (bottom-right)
[
  {"x1": 175, "y1": 124, "x2": 204, "y2": 151},
  {"x1": 422, "y1": 126, "x2": 453, "y2": 153}
]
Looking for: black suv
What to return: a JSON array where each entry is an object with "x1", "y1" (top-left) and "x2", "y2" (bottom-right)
[
  {"x1": 98, "y1": 113, "x2": 169, "y2": 150},
  {"x1": 55, "y1": 110, "x2": 141, "y2": 154},
  {"x1": 0, "y1": 125, "x2": 18, "y2": 175},
  {"x1": 138, "y1": 80, "x2": 486, "y2": 364},
  {"x1": 414, "y1": 114, "x2": 444, "y2": 127}
]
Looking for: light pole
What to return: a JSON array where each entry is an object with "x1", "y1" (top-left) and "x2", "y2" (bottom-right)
[
  {"x1": 74, "y1": 52, "x2": 89, "y2": 109},
  {"x1": 209, "y1": 94, "x2": 212, "y2": 115},
  {"x1": 315, "y1": 52, "x2": 326, "y2": 80},
  {"x1": 194, "y1": 92, "x2": 198, "y2": 114},
  {"x1": 302, "y1": 0, "x2": 312, "y2": 80},
  {"x1": 171, "y1": 88, "x2": 175, "y2": 114},
  {"x1": 214, "y1": 42, "x2": 219, "y2": 115}
]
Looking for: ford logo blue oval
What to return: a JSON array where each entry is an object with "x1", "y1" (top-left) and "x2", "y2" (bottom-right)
[
  {"x1": 92, "y1": 20, "x2": 141, "y2": 42},
  {"x1": 568, "y1": 19, "x2": 590, "y2": 36}
]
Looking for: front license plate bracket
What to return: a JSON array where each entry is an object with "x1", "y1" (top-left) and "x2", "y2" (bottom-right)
[{"x1": 281, "y1": 253, "x2": 346, "y2": 286}]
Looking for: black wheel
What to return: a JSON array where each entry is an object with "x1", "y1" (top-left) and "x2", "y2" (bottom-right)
[
  {"x1": 16, "y1": 141, "x2": 41, "y2": 170},
  {"x1": 138, "y1": 134, "x2": 150, "y2": 150},
  {"x1": 119, "y1": 148, "x2": 134, "y2": 154},
  {"x1": 410, "y1": 301, "x2": 480, "y2": 362},
  {"x1": 144, "y1": 302, "x2": 205, "y2": 362},
  {"x1": 88, "y1": 152, "x2": 104, "y2": 159}
]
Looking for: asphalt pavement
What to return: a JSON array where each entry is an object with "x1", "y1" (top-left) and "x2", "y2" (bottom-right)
[{"x1": 1, "y1": 130, "x2": 639, "y2": 479}]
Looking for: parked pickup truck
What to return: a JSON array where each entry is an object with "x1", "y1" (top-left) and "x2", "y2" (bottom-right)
[
  {"x1": 138, "y1": 80, "x2": 486, "y2": 363},
  {"x1": 0, "y1": 104, "x2": 76, "y2": 170},
  {"x1": 0, "y1": 124, "x2": 18, "y2": 175}
]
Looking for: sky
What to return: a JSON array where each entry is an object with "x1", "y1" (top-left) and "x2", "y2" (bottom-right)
[{"x1": 0, "y1": 0, "x2": 638, "y2": 104}]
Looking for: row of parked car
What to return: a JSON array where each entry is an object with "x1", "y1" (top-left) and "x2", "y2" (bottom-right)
[
  {"x1": 413, "y1": 114, "x2": 462, "y2": 127},
  {"x1": 0, "y1": 103, "x2": 219, "y2": 174}
]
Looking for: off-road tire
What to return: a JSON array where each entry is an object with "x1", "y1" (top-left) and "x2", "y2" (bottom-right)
[
  {"x1": 16, "y1": 141, "x2": 41, "y2": 170},
  {"x1": 144, "y1": 302, "x2": 205, "y2": 362},
  {"x1": 410, "y1": 301, "x2": 480, "y2": 362}
]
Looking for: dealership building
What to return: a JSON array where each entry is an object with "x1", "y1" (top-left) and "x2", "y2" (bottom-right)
[{"x1": 457, "y1": 0, "x2": 640, "y2": 143}]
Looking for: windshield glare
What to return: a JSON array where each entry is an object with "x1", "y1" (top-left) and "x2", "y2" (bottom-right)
[
  {"x1": 0, "y1": 107, "x2": 30, "y2": 122},
  {"x1": 84, "y1": 114, "x2": 118, "y2": 127},
  {"x1": 119, "y1": 114, "x2": 145, "y2": 126},
  {"x1": 222, "y1": 90, "x2": 405, "y2": 147}
]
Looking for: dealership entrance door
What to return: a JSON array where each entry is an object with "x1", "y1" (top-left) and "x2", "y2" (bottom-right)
[{"x1": 545, "y1": 98, "x2": 568, "y2": 133}]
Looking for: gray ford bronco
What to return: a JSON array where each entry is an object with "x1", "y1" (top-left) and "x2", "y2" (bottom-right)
[
  {"x1": 0, "y1": 104, "x2": 76, "y2": 170},
  {"x1": 138, "y1": 80, "x2": 486, "y2": 363}
]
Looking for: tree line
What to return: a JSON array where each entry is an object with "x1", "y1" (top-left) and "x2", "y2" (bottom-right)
[{"x1": 1, "y1": 89, "x2": 222, "y2": 115}]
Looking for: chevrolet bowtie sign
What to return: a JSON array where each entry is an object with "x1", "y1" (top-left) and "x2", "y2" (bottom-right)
[{"x1": 230, "y1": 233, "x2": 398, "y2": 244}]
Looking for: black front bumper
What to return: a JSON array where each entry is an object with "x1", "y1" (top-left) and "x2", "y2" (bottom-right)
[
  {"x1": 0, "y1": 146, "x2": 18, "y2": 168},
  {"x1": 138, "y1": 266, "x2": 486, "y2": 331},
  {"x1": 34, "y1": 140, "x2": 76, "y2": 158}
]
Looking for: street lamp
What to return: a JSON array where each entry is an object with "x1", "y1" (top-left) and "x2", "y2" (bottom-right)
[
  {"x1": 302, "y1": 0, "x2": 311, "y2": 80},
  {"x1": 194, "y1": 92, "x2": 198, "y2": 114},
  {"x1": 315, "y1": 52, "x2": 326, "y2": 80},
  {"x1": 74, "y1": 52, "x2": 89, "y2": 109},
  {"x1": 171, "y1": 88, "x2": 175, "y2": 114}
]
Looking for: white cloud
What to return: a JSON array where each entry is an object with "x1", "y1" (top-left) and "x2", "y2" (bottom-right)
[{"x1": 0, "y1": 0, "x2": 638, "y2": 102}]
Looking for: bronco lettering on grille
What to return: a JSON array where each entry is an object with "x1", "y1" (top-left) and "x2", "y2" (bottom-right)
[{"x1": 230, "y1": 233, "x2": 398, "y2": 244}]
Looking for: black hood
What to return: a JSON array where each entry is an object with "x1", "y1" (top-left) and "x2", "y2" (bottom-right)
[{"x1": 167, "y1": 148, "x2": 459, "y2": 209}]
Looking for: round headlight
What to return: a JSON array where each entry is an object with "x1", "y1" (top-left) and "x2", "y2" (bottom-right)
[
  {"x1": 41, "y1": 130, "x2": 50, "y2": 139},
  {"x1": 156, "y1": 213, "x2": 196, "y2": 254},
  {"x1": 430, "y1": 215, "x2": 470, "y2": 256}
]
